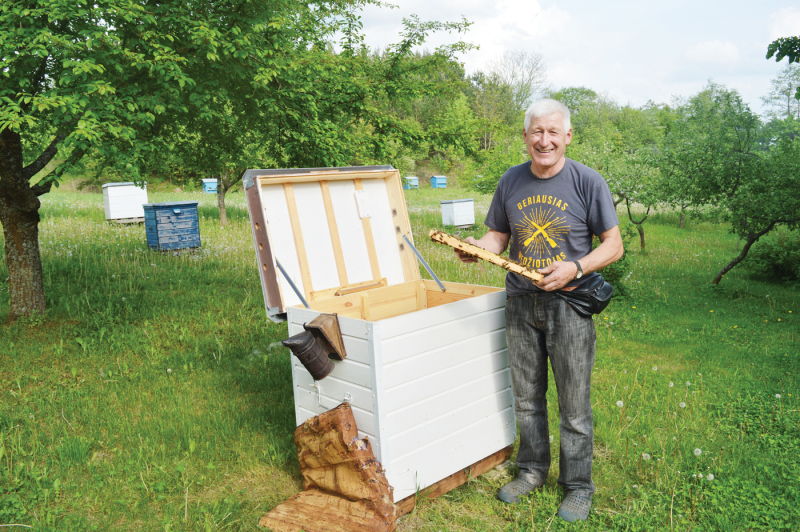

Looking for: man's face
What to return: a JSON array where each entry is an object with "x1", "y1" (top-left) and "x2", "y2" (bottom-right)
[{"x1": 523, "y1": 113, "x2": 572, "y2": 178}]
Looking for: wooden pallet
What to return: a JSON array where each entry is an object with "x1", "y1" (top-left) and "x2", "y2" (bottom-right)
[{"x1": 429, "y1": 230, "x2": 544, "y2": 283}]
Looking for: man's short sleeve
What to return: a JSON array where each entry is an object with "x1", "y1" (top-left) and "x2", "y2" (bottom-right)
[
  {"x1": 484, "y1": 175, "x2": 511, "y2": 234},
  {"x1": 586, "y1": 176, "x2": 619, "y2": 236}
]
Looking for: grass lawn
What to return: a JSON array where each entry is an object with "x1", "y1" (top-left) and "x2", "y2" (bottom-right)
[{"x1": 0, "y1": 185, "x2": 798, "y2": 531}]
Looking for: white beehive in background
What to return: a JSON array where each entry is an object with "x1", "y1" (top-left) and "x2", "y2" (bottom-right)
[
  {"x1": 441, "y1": 198, "x2": 475, "y2": 228},
  {"x1": 244, "y1": 166, "x2": 515, "y2": 512},
  {"x1": 102, "y1": 182, "x2": 148, "y2": 222}
]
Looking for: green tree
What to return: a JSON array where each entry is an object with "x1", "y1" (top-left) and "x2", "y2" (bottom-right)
[
  {"x1": 761, "y1": 64, "x2": 800, "y2": 120},
  {"x1": 0, "y1": 0, "x2": 373, "y2": 320},
  {"x1": 657, "y1": 83, "x2": 800, "y2": 284},
  {"x1": 767, "y1": 35, "x2": 800, "y2": 99},
  {"x1": 484, "y1": 50, "x2": 547, "y2": 112}
]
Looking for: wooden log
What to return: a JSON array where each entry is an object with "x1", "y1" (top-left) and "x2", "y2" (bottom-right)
[
  {"x1": 259, "y1": 403, "x2": 396, "y2": 532},
  {"x1": 394, "y1": 444, "x2": 514, "y2": 517},
  {"x1": 429, "y1": 229, "x2": 543, "y2": 283}
]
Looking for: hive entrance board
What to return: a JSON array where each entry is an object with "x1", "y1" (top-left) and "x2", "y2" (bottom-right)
[{"x1": 244, "y1": 166, "x2": 516, "y2": 508}]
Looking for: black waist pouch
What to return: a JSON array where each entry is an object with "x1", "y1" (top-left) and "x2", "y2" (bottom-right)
[{"x1": 555, "y1": 275, "x2": 614, "y2": 318}]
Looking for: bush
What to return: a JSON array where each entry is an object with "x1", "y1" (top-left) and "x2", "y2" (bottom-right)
[
  {"x1": 744, "y1": 228, "x2": 800, "y2": 282},
  {"x1": 468, "y1": 135, "x2": 526, "y2": 194}
]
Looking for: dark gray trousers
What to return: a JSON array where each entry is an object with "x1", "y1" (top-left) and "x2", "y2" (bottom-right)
[{"x1": 505, "y1": 292, "x2": 596, "y2": 495}]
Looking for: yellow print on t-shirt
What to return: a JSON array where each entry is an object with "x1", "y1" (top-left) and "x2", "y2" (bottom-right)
[{"x1": 515, "y1": 204, "x2": 570, "y2": 266}]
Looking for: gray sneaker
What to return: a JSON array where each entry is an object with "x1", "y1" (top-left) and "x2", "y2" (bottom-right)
[
  {"x1": 496, "y1": 474, "x2": 545, "y2": 504},
  {"x1": 558, "y1": 491, "x2": 592, "y2": 522}
]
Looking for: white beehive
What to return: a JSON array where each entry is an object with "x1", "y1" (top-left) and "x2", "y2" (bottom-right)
[
  {"x1": 102, "y1": 182, "x2": 148, "y2": 222},
  {"x1": 441, "y1": 198, "x2": 475, "y2": 228},
  {"x1": 244, "y1": 166, "x2": 515, "y2": 510}
]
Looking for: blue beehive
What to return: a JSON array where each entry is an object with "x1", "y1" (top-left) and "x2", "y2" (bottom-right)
[
  {"x1": 402, "y1": 176, "x2": 419, "y2": 190},
  {"x1": 143, "y1": 201, "x2": 201, "y2": 250},
  {"x1": 202, "y1": 178, "x2": 218, "y2": 193},
  {"x1": 431, "y1": 175, "x2": 447, "y2": 188}
]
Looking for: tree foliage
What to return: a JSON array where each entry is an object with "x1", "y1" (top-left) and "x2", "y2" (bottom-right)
[{"x1": 657, "y1": 83, "x2": 800, "y2": 283}]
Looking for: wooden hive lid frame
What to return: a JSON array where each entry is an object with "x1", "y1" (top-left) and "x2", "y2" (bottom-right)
[{"x1": 244, "y1": 166, "x2": 421, "y2": 323}]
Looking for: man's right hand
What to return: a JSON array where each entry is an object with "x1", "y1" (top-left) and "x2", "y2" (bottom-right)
[{"x1": 455, "y1": 236, "x2": 480, "y2": 263}]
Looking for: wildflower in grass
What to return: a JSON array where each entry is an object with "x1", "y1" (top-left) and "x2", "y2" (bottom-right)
[
  {"x1": 679, "y1": 402, "x2": 686, "y2": 408},
  {"x1": 669, "y1": 382, "x2": 674, "y2": 387},
  {"x1": 616, "y1": 400, "x2": 624, "y2": 408},
  {"x1": 632, "y1": 485, "x2": 638, "y2": 489},
  {"x1": 167, "y1": 368, "x2": 172, "y2": 374},
  {"x1": 694, "y1": 448, "x2": 702, "y2": 456},
  {"x1": 778, "y1": 319, "x2": 781, "y2": 322},
  {"x1": 692, "y1": 474, "x2": 697, "y2": 478},
  {"x1": 642, "y1": 453, "x2": 651, "y2": 461},
  {"x1": 652, "y1": 366, "x2": 658, "y2": 371},
  {"x1": 686, "y1": 382, "x2": 691, "y2": 386},
  {"x1": 673, "y1": 436, "x2": 677, "y2": 441},
  {"x1": 698, "y1": 473, "x2": 704, "y2": 478},
  {"x1": 776, "y1": 394, "x2": 781, "y2": 399},
  {"x1": 710, "y1": 310, "x2": 713, "y2": 313},
  {"x1": 632, "y1": 306, "x2": 636, "y2": 309},
  {"x1": 707, "y1": 474, "x2": 714, "y2": 481}
]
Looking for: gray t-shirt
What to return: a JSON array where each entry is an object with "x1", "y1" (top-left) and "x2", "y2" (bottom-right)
[{"x1": 485, "y1": 158, "x2": 619, "y2": 296}]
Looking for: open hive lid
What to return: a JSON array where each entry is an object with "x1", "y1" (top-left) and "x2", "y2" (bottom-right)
[{"x1": 243, "y1": 166, "x2": 421, "y2": 323}]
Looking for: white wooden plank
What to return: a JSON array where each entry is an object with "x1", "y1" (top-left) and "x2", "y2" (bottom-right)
[
  {"x1": 381, "y1": 307, "x2": 506, "y2": 365},
  {"x1": 293, "y1": 182, "x2": 342, "y2": 292},
  {"x1": 380, "y1": 290, "x2": 506, "y2": 340},
  {"x1": 388, "y1": 387, "x2": 514, "y2": 452},
  {"x1": 327, "y1": 180, "x2": 374, "y2": 285},
  {"x1": 293, "y1": 365, "x2": 374, "y2": 409},
  {"x1": 368, "y1": 322, "x2": 390, "y2": 465},
  {"x1": 386, "y1": 408, "x2": 517, "y2": 501},
  {"x1": 289, "y1": 308, "x2": 368, "y2": 339},
  {"x1": 362, "y1": 178, "x2": 404, "y2": 286},
  {"x1": 292, "y1": 356, "x2": 371, "y2": 388},
  {"x1": 262, "y1": 183, "x2": 303, "y2": 308},
  {"x1": 386, "y1": 368, "x2": 512, "y2": 437},
  {"x1": 385, "y1": 348, "x2": 510, "y2": 411},
  {"x1": 382, "y1": 329, "x2": 507, "y2": 389},
  {"x1": 294, "y1": 390, "x2": 377, "y2": 435}
]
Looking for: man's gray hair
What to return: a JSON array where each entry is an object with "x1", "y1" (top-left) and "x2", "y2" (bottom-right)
[{"x1": 524, "y1": 99, "x2": 571, "y2": 133}]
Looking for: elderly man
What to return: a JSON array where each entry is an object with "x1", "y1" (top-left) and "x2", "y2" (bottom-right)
[{"x1": 458, "y1": 99, "x2": 623, "y2": 522}]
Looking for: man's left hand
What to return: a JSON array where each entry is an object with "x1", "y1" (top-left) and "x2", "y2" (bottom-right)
[{"x1": 534, "y1": 260, "x2": 578, "y2": 292}]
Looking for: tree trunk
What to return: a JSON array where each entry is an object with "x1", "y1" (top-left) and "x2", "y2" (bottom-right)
[
  {"x1": 0, "y1": 128, "x2": 53, "y2": 321},
  {"x1": 626, "y1": 199, "x2": 650, "y2": 251},
  {"x1": 679, "y1": 207, "x2": 685, "y2": 229},
  {"x1": 0, "y1": 200, "x2": 46, "y2": 319},
  {"x1": 216, "y1": 174, "x2": 228, "y2": 227},
  {"x1": 712, "y1": 235, "x2": 756, "y2": 285},
  {"x1": 712, "y1": 223, "x2": 776, "y2": 284}
]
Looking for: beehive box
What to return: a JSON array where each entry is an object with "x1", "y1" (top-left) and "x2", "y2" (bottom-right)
[
  {"x1": 402, "y1": 176, "x2": 418, "y2": 189},
  {"x1": 430, "y1": 175, "x2": 447, "y2": 188},
  {"x1": 102, "y1": 182, "x2": 148, "y2": 222},
  {"x1": 202, "y1": 178, "x2": 218, "y2": 193},
  {"x1": 441, "y1": 199, "x2": 475, "y2": 228},
  {"x1": 244, "y1": 166, "x2": 515, "y2": 511},
  {"x1": 143, "y1": 201, "x2": 201, "y2": 250}
]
